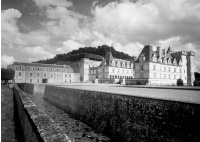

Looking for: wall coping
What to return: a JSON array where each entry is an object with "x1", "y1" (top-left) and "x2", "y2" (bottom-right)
[{"x1": 14, "y1": 86, "x2": 71, "y2": 142}]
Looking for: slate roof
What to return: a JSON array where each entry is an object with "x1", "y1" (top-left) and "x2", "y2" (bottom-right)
[{"x1": 12, "y1": 62, "x2": 71, "y2": 68}]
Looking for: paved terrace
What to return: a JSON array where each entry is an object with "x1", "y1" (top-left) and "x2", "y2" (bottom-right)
[{"x1": 49, "y1": 83, "x2": 200, "y2": 104}]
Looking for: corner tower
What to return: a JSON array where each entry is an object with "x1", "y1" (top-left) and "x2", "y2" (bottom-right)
[{"x1": 187, "y1": 51, "x2": 195, "y2": 86}]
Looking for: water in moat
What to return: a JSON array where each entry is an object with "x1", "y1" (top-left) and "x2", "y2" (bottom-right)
[{"x1": 27, "y1": 92, "x2": 111, "y2": 142}]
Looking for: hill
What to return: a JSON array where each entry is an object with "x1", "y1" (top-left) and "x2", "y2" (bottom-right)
[{"x1": 34, "y1": 45, "x2": 136, "y2": 64}]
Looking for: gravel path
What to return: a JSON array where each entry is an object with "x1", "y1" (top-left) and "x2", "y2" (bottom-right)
[
  {"x1": 27, "y1": 92, "x2": 111, "y2": 142},
  {"x1": 1, "y1": 85, "x2": 24, "y2": 142}
]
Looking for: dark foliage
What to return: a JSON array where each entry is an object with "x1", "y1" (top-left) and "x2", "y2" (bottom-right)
[
  {"x1": 194, "y1": 72, "x2": 200, "y2": 79},
  {"x1": 1, "y1": 68, "x2": 15, "y2": 82},
  {"x1": 34, "y1": 45, "x2": 136, "y2": 64},
  {"x1": 177, "y1": 78, "x2": 184, "y2": 86}
]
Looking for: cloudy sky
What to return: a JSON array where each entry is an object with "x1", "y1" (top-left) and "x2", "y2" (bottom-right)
[{"x1": 1, "y1": 0, "x2": 200, "y2": 72}]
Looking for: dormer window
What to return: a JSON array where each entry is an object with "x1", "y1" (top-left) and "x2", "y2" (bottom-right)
[
  {"x1": 179, "y1": 60, "x2": 182, "y2": 66},
  {"x1": 152, "y1": 54, "x2": 157, "y2": 62},
  {"x1": 173, "y1": 59, "x2": 177, "y2": 65},
  {"x1": 127, "y1": 63, "x2": 129, "y2": 68},
  {"x1": 37, "y1": 67, "x2": 40, "y2": 71},
  {"x1": 139, "y1": 54, "x2": 145, "y2": 62},
  {"x1": 168, "y1": 59, "x2": 171, "y2": 64},
  {"x1": 112, "y1": 60, "x2": 115, "y2": 66},
  {"x1": 117, "y1": 61, "x2": 120, "y2": 67}
]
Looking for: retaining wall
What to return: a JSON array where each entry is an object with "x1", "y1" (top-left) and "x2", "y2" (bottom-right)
[
  {"x1": 13, "y1": 86, "x2": 71, "y2": 142},
  {"x1": 44, "y1": 85, "x2": 200, "y2": 142},
  {"x1": 18, "y1": 83, "x2": 45, "y2": 96}
]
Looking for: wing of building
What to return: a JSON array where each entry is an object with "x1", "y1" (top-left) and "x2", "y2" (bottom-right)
[{"x1": 134, "y1": 45, "x2": 195, "y2": 86}]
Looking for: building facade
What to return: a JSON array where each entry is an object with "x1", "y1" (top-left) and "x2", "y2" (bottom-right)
[
  {"x1": 8, "y1": 62, "x2": 80, "y2": 83},
  {"x1": 8, "y1": 45, "x2": 195, "y2": 85},
  {"x1": 135, "y1": 45, "x2": 195, "y2": 85}
]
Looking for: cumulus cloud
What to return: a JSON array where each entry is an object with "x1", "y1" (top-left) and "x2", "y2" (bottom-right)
[
  {"x1": 56, "y1": 40, "x2": 86, "y2": 53},
  {"x1": 1, "y1": 55, "x2": 15, "y2": 67},
  {"x1": 33, "y1": 0, "x2": 73, "y2": 8},
  {"x1": 22, "y1": 46, "x2": 54, "y2": 60}
]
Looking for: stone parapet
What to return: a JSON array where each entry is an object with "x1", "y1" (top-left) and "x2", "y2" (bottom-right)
[
  {"x1": 13, "y1": 86, "x2": 71, "y2": 142},
  {"x1": 44, "y1": 85, "x2": 200, "y2": 142}
]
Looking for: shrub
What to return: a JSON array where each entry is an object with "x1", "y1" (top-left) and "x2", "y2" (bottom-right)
[
  {"x1": 177, "y1": 78, "x2": 183, "y2": 86},
  {"x1": 1, "y1": 68, "x2": 15, "y2": 83}
]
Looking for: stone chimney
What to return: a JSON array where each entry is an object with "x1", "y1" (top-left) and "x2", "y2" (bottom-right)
[
  {"x1": 162, "y1": 49, "x2": 166, "y2": 56},
  {"x1": 157, "y1": 46, "x2": 161, "y2": 57}
]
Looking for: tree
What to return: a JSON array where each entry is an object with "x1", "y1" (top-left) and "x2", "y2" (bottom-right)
[
  {"x1": 177, "y1": 78, "x2": 183, "y2": 86},
  {"x1": 1, "y1": 68, "x2": 15, "y2": 83}
]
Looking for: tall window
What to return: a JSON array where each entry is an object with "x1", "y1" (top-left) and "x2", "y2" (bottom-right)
[
  {"x1": 19, "y1": 72, "x2": 21, "y2": 76},
  {"x1": 153, "y1": 65, "x2": 156, "y2": 71},
  {"x1": 103, "y1": 69, "x2": 105, "y2": 73},
  {"x1": 174, "y1": 75, "x2": 176, "y2": 79},
  {"x1": 37, "y1": 68, "x2": 40, "y2": 71},
  {"x1": 154, "y1": 73, "x2": 156, "y2": 78},
  {"x1": 113, "y1": 69, "x2": 115, "y2": 73},
  {"x1": 51, "y1": 73, "x2": 53, "y2": 77},
  {"x1": 140, "y1": 65, "x2": 143, "y2": 70},
  {"x1": 37, "y1": 73, "x2": 40, "y2": 77},
  {"x1": 69, "y1": 74, "x2": 71, "y2": 78},
  {"x1": 30, "y1": 79, "x2": 32, "y2": 83},
  {"x1": 164, "y1": 67, "x2": 166, "y2": 72},
  {"x1": 37, "y1": 79, "x2": 39, "y2": 83},
  {"x1": 65, "y1": 74, "x2": 67, "y2": 77},
  {"x1": 118, "y1": 69, "x2": 120, "y2": 73},
  {"x1": 44, "y1": 73, "x2": 47, "y2": 78},
  {"x1": 180, "y1": 69, "x2": 182, "y2": 73},
  {"x1": 174, "y1": 68, "x2": 176, "y2": 72},
  {"x1": 168, "y1": 67, "x2": 171, "y2": 72},
  {"x1": 140, "y1": 73, "x2": 143, "y2": 78},
  {"x1": 30, "y1": 73, "x2": 33, "y2": 77}
]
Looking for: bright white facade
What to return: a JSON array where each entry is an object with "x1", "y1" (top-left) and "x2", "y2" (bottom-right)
[{"x1": 135, "y1": 45, "x2": 195, "y2": 85}]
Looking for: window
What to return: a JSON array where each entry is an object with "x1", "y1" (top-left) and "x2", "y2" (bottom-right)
[
  {"x1": 56, "y1": 74, "x2": 59, "y2": 78},
  {"x1": 37, "y1": 68, "x2": 40, "y2": 71},
  {"x1": 103, "y1": 69, "x2": 105, "y2": 73},
  {"x1": 19, "y1": 72, "x2": 21, "y2": 76},
  {"x1": 127, "y1": 70, "x2": 129, "y2": 74},
  {"x1": 153, "y1": 65, "x2": 156, "y2": 70},
  {"x1": 174, "y1": 75, "x2": 176, "y2": 79},
  {"x1": 30, "y1": 67, "x2": 33, "y2": 70},
  {"x1": 113, "y1": 69, "x2": 115, "y2": 73},
  {"x1": 164, "y1": 74, "x2": 166, "y2": 78},
  {"x1": 19, "y1": 66, "x2": 22, "y2": 69},
  {"x1": 37, "y1": 79, "x2": 39, "y2": 83},
  {"x1": 118, "y1": 69, "x2": 120, "y2": 73},
  {"x1": 56, "y1": 69, "x2": 59, "y2": 71},
  {"x1": 44, "y1": 73, "x2": 47, "y2": 78},
  {"x1": 37, "y1": 73, "x2": 40, "y2": 77},
  {"x1": 69, "y1": 74, "x2": 71, "y2": 78},
  {"x1": 51, "y1": 73, "x2": 53, "y2": 77},
  {"x1": 174, "y1": 68, "x2": 176, "y2": 72},
  {"x1": 65, "y1": 74, "x2": 67, "y2": 77},
  {"x1": 169, "y1": 67, "x2": 171, "y2": 72},
  {"x1": 140, "y1": 73, "x2": 143, "y2": 78},
  {"x1": 30, "y1": 79, "x2": 32, "y2": 83},
  {"x1": 51, "y1": 69, "x2": 53, "y2": 71},
  {"x1": 30, "y1": 73, "x2": 33, "y2": 77},
  {"x1": 140, "y1": 65, "x2": 143, "y2": 70},
  {"x1": 164, "y1": 67, "x2": 166, "y2": 72},
  {"x1": 180, "y1": 69, "x2": 182, "y2": 73}
]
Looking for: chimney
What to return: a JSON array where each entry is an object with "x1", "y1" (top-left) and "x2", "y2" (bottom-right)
[
  {"x1": 162, "y1": 49, "x2": 166, "y2": 56},
  {"x1": 157, "y1": 46, "x2": 161, "y2": 57}
]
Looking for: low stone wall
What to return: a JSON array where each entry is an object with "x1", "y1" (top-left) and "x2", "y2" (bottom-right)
[
  {"x1": 44, "y1": 85, "x2": 200, "y2": 142},
  {"x1": 13, "y1": 86, "x2": 71, "y2": 142},
  {"x1": 18, "y1": 83, "x2": 45, "y2": 96}
]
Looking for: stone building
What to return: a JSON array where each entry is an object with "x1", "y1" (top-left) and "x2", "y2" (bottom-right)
[
  {"x1": 8, "y1": 62, "x2": 80, "y2": 83},
  {"x1": 8, "y1": 45, "x2": 195, "y2": 85},
  {"x1": 91, "y1": 52, "x2": 134, "y2": 83},
  {"x1": 134, "y1": 45, "x2": 195, "y2": 85}
]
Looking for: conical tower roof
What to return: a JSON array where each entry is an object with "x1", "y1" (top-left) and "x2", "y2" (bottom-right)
[{"x1": 105, "y1": 52, "x2": 113, "y2": 66}]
